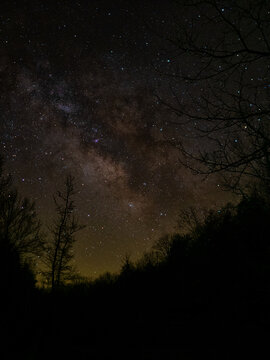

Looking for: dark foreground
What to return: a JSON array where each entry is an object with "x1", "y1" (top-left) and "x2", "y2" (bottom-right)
[{"x1": 2, "y1": 194, "x2": 270, "y2": 359}]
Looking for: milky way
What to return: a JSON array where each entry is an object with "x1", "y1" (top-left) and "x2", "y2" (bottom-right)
[{"x1": 0, "y1": 1, "x2": 228, "y2": 276}]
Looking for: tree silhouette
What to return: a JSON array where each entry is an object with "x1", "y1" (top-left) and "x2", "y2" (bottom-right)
[
  {"x1": 120, "y1": 253, "x2": 134, "y2": 274},
  {"x1": 157, "y1": 0, "x2": 270, "y2": 193},
  {"x1": 43, "y1": 175, "x2": 84, "y2": 290},
  {"x1": 0, "y1": 157, "x2": 44, "y2": 264},
  {"x1": 152, "y1": 234, "x2": 172, "y2": 261},
  {"x1": 0, "y1": 155, "x2": 38, "y2": 340}
]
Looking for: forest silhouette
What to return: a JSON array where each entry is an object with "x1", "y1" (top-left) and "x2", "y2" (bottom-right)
[{"x1": 1, "y1": 156, "x2": 270, "y2": 359}]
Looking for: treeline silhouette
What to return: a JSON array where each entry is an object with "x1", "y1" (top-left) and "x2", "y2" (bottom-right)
[{"x1": 2, "y1": 164, "x2": 270, "y2": 358}]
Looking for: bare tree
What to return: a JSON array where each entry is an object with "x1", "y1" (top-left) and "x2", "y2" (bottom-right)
[
  {"x1": 157, "y1": 0, "x2": 270, "y2": 194},
  {"x1": 152, "y1": 234, "x2": 172, "y2": 260},
  {"x1": 177, "y1": 206, "x2": 208, "y2": 234},
  {"x1": 43, "y1": 175, "x2": 84, "y2": 290},
  {"x1": 0, "y1": 157, "x2": 44, "y2": 262}
]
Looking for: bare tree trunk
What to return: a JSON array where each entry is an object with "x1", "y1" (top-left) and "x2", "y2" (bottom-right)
[
  {"x1": 51, "y1": 194, "x2": 70, "y2": 290},
  {"x1": 44, "y1": 175, "x2": 84, "y2": 290}
]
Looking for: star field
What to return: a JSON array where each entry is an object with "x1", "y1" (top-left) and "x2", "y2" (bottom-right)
[{"x1": 0, "y1": 0, "x2": 228, "y2": 277}]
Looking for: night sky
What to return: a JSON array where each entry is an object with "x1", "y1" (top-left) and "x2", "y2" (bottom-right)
[{"x1": 0, "y1": 0, "x2": 229, "y2": 277}]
